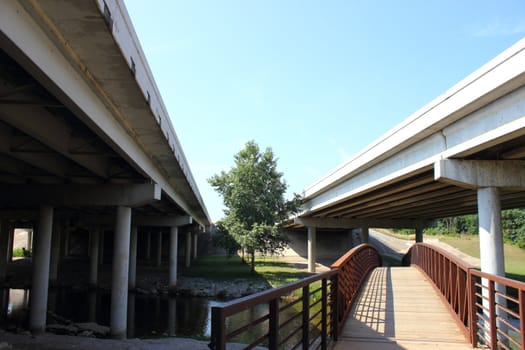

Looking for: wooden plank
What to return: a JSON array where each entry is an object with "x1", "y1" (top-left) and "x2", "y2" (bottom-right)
[{"x1": 334, "y1": 266, "x2": 477, "y2": 350}]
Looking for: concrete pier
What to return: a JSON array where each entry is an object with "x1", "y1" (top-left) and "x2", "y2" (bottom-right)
[
  {"x1": 307, "y1": 226, "x2": 316, "y2": 273},
  {"x1": 29, "y1": 205, "x2": 54, "y2": 335},
  {"x1": 89, "y1": 227, "x2": 100, "y2": 287},
  {"x1": 169, "y1": 226, "x2": 179, "y2": 289},
  {"x1": 110, "y1": 206, "x2": 132, "y2": 339},
  {"x1": 129, "y1": 226, "x2": 138, "y2": 289}
]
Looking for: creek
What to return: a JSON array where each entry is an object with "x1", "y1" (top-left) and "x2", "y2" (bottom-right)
[{"x1": 0, "y1": 288, "x2": 217, "y2": 339}]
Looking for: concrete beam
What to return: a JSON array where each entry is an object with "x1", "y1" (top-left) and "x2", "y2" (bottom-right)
[
  {"x1": 435, "y1": 160, "x2": 525, "y2": 189},
  {"x1": 0, "y1": 184, "x2": 161, "y2": 207},
  {"x1": 294, "y1": 217, "x2": 431, "y2": 229},
  {"x1": 133, "y1": 215, "x2": 192, "y2": 227}
]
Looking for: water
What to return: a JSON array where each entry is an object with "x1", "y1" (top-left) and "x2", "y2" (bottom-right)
[
  {"x1": 0, "y1": 288, "x2": 216, "y2": 339},
  {"x1": 0, "y1": 288, "x2": 308, "y2": 347}
]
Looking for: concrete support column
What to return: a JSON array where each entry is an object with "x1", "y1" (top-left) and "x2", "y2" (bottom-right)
[
  {"x1": 110, "y1": 206, "x2": 132, "y2": 339},
  {"x1": 98, "y1": 229, "x2": 105, "y2": 266},
  {"x1": 63, "y1": 226, "x2": 70, "y2": 258},
  {"x1": 185, "y1": 231, "x2": 191, "y2": 268},
  {"x1": 29, "y1": 205, "x2": 54, "y2": 335},
  {"x1": 129, "y1": 226, "x2": 138, "y2": 289},
  {"x1": 478, "y1": 187, "x2": 505, "y2": 276},
  {"x1": 360, "y1": 227, "x2": 369, "y2": 244},
  {"x1": 168, "y1": 297, "x2": 176, "y2": 336},
  {"x1": 478, "y1": 187, "x2": 507, "y2": 344},
  {"x1": 415, "y1": 227, "x2": 424, "y2": 243},
  {"x1": 156, "y1": 231, "x2": 162, "y2": 267},
  {"x1": 89, "y1": 227, "x2": 100, "y2": 287},
  {"x1": 193, "y1": 233, "x2": 198, "y2": 259},
  {"x1": 127, "y1": 293, "x2": 135, "y2": 339},
  {"x1": 169, "y1": 226, "x2": 179, "y2": 289},
  {"x1": 7, "y1": 225, "x2": 13, "y2": 262},
  {"x1": 145, "y1": 232, "x2": 151, "y2": 261},
  {"x1": 27, "y1": 230, "x2": 33, "y2": 252},
  {"x1": 49, "y1": 222, "x2": 62, "y2": 285},
  {"x1": 0, "y1": 220, "x2": 9, "y2": 281},
  {"x1": 307, "y1": 226, "x2": 317, "y2": 273},
  {"x1": 347, "y1": 229, "x2": 354, "y2": 248}
]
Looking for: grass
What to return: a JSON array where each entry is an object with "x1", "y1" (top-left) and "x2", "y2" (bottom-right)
[
  {"x1": 12, "y1": 248, "x2": 24, "y2": 257},
  {"x1": 182, "y1": 255, "x2": 314, "y2": 287},
  {"x1": 374, "y1": 228, "x2": 415, "y2": 241},
  {"x1": 381, "y1": 255, "x2": 403, "y2": 267},
  {"x1": 440, "y1": 235, "x2": 525, "y2": 282}
]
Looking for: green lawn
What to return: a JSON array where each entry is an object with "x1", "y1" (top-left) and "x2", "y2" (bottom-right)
[
  {"x1": 440, "y1": 235, "x2": 525, "y2": 282},
  {"x1": 182, "y1": 255, "x2": 314, "y2": 287}
]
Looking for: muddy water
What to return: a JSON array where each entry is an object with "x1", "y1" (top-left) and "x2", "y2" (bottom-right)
[{"x1": 0, "y1": 288, "x2": 215, "y2": 339}]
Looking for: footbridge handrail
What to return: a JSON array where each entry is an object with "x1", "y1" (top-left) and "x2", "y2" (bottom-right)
[
  {"x1": 404, "y1": 242, "x2": 525, "y2": 349},
  {"x1": 209, "y1": 244, "x2": 381, "y2": 350},
  {"x1": 330, "y1": 243, "x2": 382, "y2": 335}
]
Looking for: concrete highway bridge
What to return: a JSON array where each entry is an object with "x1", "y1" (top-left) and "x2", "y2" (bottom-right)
[
  {"x1": 0, "y1": 0, "x2": 524, "y2": 349},
  {"x1": 0, "y1": 0, "x2": 210, "y2": 339},
  {"x1": 287, "y1": 37, "x2": 525, "y2": 278},
  {"x1": 210, "y1": 40, "x2": 525, "y2": 349}
]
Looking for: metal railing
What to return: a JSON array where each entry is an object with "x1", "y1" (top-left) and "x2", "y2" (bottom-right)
[
  {"x1": 330, "y1": 243, "x2": 382, "y2": 335},
  {"x1": 209, "y1": 244, "x2": 381, "y2": 350},
  {"x1": 405, "y1": 243, "x2": 525, "y2": 350}
]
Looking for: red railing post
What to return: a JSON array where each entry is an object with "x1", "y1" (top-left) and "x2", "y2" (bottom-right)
[
  {"x1": 268, "y1": 299, "x2": 279, "y2": 350},
  {"x1": 331, "y1": 273, "x2": 339, "y2": 342},
  {"x1": 468, "y1": 269, "x2": 478, "y2": 347},
  {"x1": 518, "y1": 290, "x2": 525, "y2": 349},
  {"x1": 321, "y1": 278, "x2": 328, "y2": 350},
  {"x1": 210, "y1": 306, "x2": 226, "y2": 350},
  {"x1": 302, "y1": 285, "x2": 310, "y2": 350},
  {"x1": 488, "y1": 280, "x2": 497, "y2": 349}
]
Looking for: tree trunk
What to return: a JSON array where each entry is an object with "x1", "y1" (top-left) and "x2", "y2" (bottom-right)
[{"x1": 250, "y1": 252, "x2": 255, "y2": 274}]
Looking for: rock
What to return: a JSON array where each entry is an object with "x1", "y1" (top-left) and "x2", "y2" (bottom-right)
[
  {"x1": 135, "y1": 287, "x2": 148, "y2": 295},
  {"x1": 75, "y1": 322, "x2": 110, "y2": 337},
  {"x1": 78, "y1": 330, "x2": 94, "y2": 337},
  {"x1": 0, "y1": 342, "x2": 12, "y2": 349},
  {"x1": 46, "y1": 324, "x2": 78, "y2": 335}
]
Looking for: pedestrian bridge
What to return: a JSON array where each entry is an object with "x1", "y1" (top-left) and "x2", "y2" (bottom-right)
[{"x1": 209, "y1": 243, "x2": 525, "y2": 350}]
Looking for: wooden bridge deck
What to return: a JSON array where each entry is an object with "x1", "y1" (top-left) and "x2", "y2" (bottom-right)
[{"x1": 334, "y1": 266, "x2": 476, "y2": 350}]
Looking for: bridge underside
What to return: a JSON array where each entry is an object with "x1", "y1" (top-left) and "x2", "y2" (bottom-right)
[{"x1": 289, "y1": 139, "x2": 525, "y2": 225}]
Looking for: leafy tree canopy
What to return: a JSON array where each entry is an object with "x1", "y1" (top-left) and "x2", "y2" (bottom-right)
[{"x1": 208, "y1": 141, "x2": 302, "y2": 271}]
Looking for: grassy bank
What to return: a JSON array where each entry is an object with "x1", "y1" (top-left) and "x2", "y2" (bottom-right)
[
  {"x1": 182, "y1": 255, "x2": 313, "y2": 287},
  {"x1": 440, "y1": 235, "x2": 525, "y2": 282}
]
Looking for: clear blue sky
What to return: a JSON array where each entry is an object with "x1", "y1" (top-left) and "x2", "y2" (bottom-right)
[{"x1": 124, "y1": 1, "x2": 525, "y2": 222}]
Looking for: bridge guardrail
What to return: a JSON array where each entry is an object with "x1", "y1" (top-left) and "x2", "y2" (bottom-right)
[
  {"x1": 405, "y1": 243, "x2": 525, "y2": 350},
  {"x1": 330, "y1": 243, "x2": 382, "y2": 336},
  {"x1": 209, "y1": 243, "x2": 381, "y2": 350}
]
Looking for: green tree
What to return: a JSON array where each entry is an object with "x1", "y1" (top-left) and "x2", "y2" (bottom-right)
[
  {"x1": 502, "y1": 209, "x2": 525, "y2": 248},
  {"x1": 208, "y1": 141, "x2": 302, "y2": 272}
]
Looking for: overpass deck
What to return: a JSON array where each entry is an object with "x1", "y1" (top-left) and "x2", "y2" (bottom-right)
[{"x1": 335, "y1": 266, "x2": 475, "y2": 350}]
